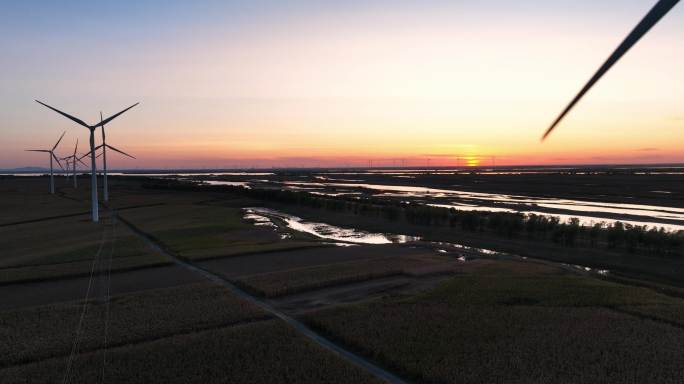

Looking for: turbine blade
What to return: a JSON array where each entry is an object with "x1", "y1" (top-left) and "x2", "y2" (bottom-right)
[
  {"x1": 26, "y1": 149, "x2": 50, "y2": 152},
  {"x1": 79, "y1": 150, "x2": 94, "y2": 160},
  {"x1": 77, "y1": 157, "x2": 88, "y2": 166},
  {"x1": 35, "y1": 100, "x2": 91, "y2": 129},
  {"x1": 106, "y1": 144, "x2": 136, "y2": 159},
  {"x1": 52, "y1": 152, "x2": 64, "y2": 170},
  {"x1": 79, "y1": 146, "x2": 102, "y2": 158},
  {"x1": 52, "y1": 131, "x2": 66, "y2": 150},
  {"x1": 91, "y1": 102, "x2": 139, "y2": 129},
  {"x1": 100, "y1": 111, "x2": 105, "y2": 137},
  {"x1": 74, "y1": 138, "x2": 78, "y2": 156},
  {"x1": 542, "y1": 0, "x2": 679, "y2": 141}
]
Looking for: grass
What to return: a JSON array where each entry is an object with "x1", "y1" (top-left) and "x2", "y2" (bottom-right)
[
  {"x1": 0, "y1": 214, "x2": 169, "y2": 284},
  {"x1": 7, "y1": 234, "x2": 150, "y2": 267},
  {"x1": 58, "y1": 176, "x2": 208, "y2": 209},
  {"x1": 616, "y1": 303, "x2": 684, "y2": 328},
  {"x1": 0, "y1": 283, "x2": 269, "y2": 367},
  {"x1": 237, "y1": 253, "x2": 457, "y2": 297},
  {"x1": 415, "y1": 263, "x2": 676, "y2": 308},
  {"x1": 1, "y1": 213, "x2": 113, "y2": 268},
  {"x1": 0, "y1": 177, "x2": 90, "y2": 225},
  {"x1": 304, "y1": 260, "x2": 684, "y2": 383},
  {"x1": 119, "y1": 203, "x2": 322, "y2": 260},
  {"x1": 0, "y1": 320, "x2": 383, "y2": 384},
  {"x1": 1, "y1": 178, "x2": 311, "y2": 283},
  {"x1": 0, "y1": 254, "x2": 170, "y2": 285}
]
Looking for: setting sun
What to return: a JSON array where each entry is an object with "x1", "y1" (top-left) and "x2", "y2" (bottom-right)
[{"x1": 465, "y1": 157, "x2": 481, "y2": 167}]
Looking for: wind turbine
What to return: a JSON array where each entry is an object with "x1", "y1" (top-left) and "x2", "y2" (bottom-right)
[
  {"x1": 60, "y1": 156, "x2": 72, "y2": 180},
  {"x1": 80, "y1": 111, "x2": 136, "y2": 202},
  {"x1": 61, "y1": 139, "x2": 87, "y2": 188},
  {"x1": 25, "y1": 131, "x2": 66, "y2": 194},
  {"x1": 542, "y1": 0, "x2": 679, "y2": 140},
  {"x1": 35, "y1": 101, "x2": 139, "y2": 222}
]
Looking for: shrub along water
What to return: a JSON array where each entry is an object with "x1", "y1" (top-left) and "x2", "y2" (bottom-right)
[{"x1": 143, "y1": 179, "x2": 683, "y2": 258}]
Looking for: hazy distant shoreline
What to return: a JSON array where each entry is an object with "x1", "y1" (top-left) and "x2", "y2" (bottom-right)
[{"x1": 3, "y1": 163, "x2": 684, "y2": 175}]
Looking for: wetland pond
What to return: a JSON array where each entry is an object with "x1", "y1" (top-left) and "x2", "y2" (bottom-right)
[{"x1": 243, "y1": 207, "x2": 419, "y2": 245}]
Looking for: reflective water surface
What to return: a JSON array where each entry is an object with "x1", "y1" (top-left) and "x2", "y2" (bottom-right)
[
  {"x1": 200, "y1": 175, "x2": 684, "y2": 232},
  {"x1": 273, "y1": 181, "x2": 684, "y2": 231},
  {"x1": 9, "y1": 168, "x2": 680, "y2": 232},
  {"x1": 243, "y1": 207, "x2": 420, "y2": 245}
]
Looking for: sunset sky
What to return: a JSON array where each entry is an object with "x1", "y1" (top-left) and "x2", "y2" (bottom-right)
[{"x1": 1, "y1": 1, "x2": 682, "y2": 169}]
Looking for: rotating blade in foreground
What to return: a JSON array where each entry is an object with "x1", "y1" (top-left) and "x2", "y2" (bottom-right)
[{"x1": 542, "y1": 0, "x2": 679, "y2": 141}]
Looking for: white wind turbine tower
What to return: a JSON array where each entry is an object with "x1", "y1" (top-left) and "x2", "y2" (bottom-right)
[
  {"x1": 35, "y1": 101, "x2": 139, "y2": 222},
  {"x1": 25, "y1": 131, "x2": 66, "y2": 194}
]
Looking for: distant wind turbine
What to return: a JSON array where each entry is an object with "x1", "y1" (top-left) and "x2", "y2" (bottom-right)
[
  {"x1": 35, "y1": 100, "x2": 139, "y2": 222},
  {"x1": 60, "y1": 139, "x2": 87, "y2": 188},
  {"x1": 542, "y1": 0, "x2": 679, "y2": 141},
  {"x1": 25, "y1": 131, "x2": 65, "y2": 194},
  {"x1": 59, "y1": 156, "x2": 73, "y2": 181}
]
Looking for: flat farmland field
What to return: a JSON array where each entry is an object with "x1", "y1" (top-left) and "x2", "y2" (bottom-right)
[
  {"x1": 58, "y1": 176, "x2": 213, "y2": 208},
  {"x1": 0, "y1": 213, "x2": 169, "y2": 284},
  {"x1": 304, "y1": 260, "x2": 684, "y2": 383},
  {"x1": 0, "y1": 178, "x2": 399, "y2": 383},
  {"x1": 118, "y1": 203, "x2": 323, "y2": 260},
  {"x1": 1, "y1": 320, "x2": 382, "y2": 384},
  {"x1": 236, "y1": 253, "x2": 458, "y2": 297},
  {"x1": 0, "y1": 177, "x2": 89, "y2": 224},
  {"x1": 0, "y1": 283, "x2": 269, "y2": 367},
  {"x1": 5, "y1": 176, "x2": 684, "y2": 383}
]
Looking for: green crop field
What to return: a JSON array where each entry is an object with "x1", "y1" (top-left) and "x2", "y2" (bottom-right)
[
  {"x1": 0, "y1": 254, "x2": 169, "y2": 285},
  {"x1": 0, "y1": 320, "x2": 382, "y2": 384},
  {"x1": 57, "y1": 176, "x2": 208, "y2": 209},
  {"x1": 304, "y1": 260, "x2": 684, "y2": 383},
  {"x1": 616, "y1": 302, "x2": 684, "y2": 328},
  {"x1": 0, "y1": 283, "x2": 269, "y2": 367},
  {"x1": 0, "y1": 177, "x2": 90, "y2": 224},
  {"x1": 0, "y1": 214, "x2": 169, "y2": 284},
  {"x1": 119, "y1": 203, "x2": 323, "y2": 260},
  {"x1": 237, "y1": 253, "x2": 457, "y2": 297}
]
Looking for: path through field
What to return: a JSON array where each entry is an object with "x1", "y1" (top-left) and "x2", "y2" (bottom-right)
[{"x1": 116, "y1": 211, "x2": 410, "y2": 384}]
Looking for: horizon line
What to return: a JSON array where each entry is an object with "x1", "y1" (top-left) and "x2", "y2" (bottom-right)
[{"x1": 4, "y1": 161, "x2": 684, "y2": 173}]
